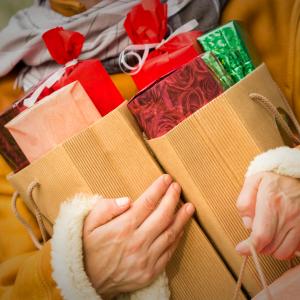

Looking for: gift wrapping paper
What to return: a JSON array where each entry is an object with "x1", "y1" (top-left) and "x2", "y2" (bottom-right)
[
  {"x1": 43, "y1": 27, "x2": 124, "y2": 116},
  {"x1": 0, "y1": 100, "x2": 29, "y2": 171},
  {"x1": 201, "y1": 51, "x2": 234, "y2": 90},
  {"x1": 5, "y1": 81, "x2": 101, "y2": 163},
  {"x1": 128, "y1": 56, "x2": 223, "y2": 139},
  {"x1": 131, "y1": 31, "x2": 202, "y2": 90},
  {"x1": 198, "y1": 21, "x2": 255, "y2": 83}
]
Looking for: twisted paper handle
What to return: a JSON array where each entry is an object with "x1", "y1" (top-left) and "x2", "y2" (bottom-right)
[
  {"x1": 249, "y1": 93, "x2": 300, "y2": 146},
  {"x1": 233, "y1": 239, "x2": 273, "y2": 300},
  {"x1": 11, "y1": 181, "x2": 48, "y2": 249}
]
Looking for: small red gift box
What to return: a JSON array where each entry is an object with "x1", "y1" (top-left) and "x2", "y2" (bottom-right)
[
  {"x1": 40, "y1": 27, "x2": 124, "y2": 116},
  {"x1": 128, "y1": 55, "x2": 224, "y2": 139},
  {"x1": 123, "y1": 0, "x2": 202, "y2": 90},
  {"x1": 131, "y1": 31, "x2": 203, "y2": 90}
]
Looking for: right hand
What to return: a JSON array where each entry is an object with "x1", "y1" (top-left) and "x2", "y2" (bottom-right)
[
  {"x1": 83, "y1": 174, "x2": 194, "y2": 299},
  {"x1": 236, "y1": 172, "x2": 300, "y2": 260}
]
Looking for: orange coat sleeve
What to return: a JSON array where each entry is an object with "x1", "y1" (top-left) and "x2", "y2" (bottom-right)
[
  {"x1": 222, "y1": 0, "x2": 300, "y2": 122},
  {"x1": 0, "y1": 156, "x2": 62, "y2": 300}
]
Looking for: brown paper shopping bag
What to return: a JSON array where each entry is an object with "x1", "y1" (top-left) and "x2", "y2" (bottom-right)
[
  {"x1": 8, "y1": 103, "x2": 244, "y2": 300},
  {"x1": 147, "y1": 63, "x2": 300, "y2": 297}
]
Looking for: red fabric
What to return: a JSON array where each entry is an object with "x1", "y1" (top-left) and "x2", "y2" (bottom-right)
[
  {"x1": 128, "y1": 56, "x2": 223, "y2": 139},
  {"x1": 124, "y1": 0, "x2": 168, "y2": 44},
  {"x1": 42, "y1": 27, "x2": 84, "y2": 65},
  {"x1": 41, "y1": 27, "x2": 124, "y2": 116},
  {"x1": 132, "y1": 31, "x2": 203, "y2": 90}
]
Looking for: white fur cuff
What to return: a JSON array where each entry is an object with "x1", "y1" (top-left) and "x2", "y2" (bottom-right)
[
  {"x1": 51, "y1": 194, "x2": 170, "y2": 300},
  {"x1": 51, "y1": 194, "x2": 101, "y2": 300},
  {"x1": 246, "y1": 146, "x2": 300, "y2": 178}
]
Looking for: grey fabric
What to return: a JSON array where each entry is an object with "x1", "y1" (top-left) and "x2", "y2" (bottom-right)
[
  {"x1": 105, "y1": 0, "x2": 228, "y2": 74},
  {"x1": 0, "y1": 0, "x2": 228, "y2": 91},
  {"x1": 169, "y1": 0, "x2": 225, "y2": 32}
]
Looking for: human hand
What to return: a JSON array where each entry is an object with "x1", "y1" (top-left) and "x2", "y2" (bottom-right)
[
  {"x1": 83, "y1": 174, "x2": 194, "y2": 298},
  {"x1": 236, "y1": 172, "x2": 300, "y2": 260},
  {"x1": 253, "y1": 264, "x2": 300, "y2": 300}
]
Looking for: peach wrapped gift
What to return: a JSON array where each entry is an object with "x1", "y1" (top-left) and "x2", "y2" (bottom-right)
[{"x1": 6, "y1": 81, "x2": 100, "y2": 163}]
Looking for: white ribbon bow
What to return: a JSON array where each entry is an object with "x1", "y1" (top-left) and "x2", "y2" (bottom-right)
[
  {"x1": 23, "y1": 59, "x2": 79, "y2": 108},
  {"x1": 119, "y1": 19, "x2": 199, "y2": 75}
]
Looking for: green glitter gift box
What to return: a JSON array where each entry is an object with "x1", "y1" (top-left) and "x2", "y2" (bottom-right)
[
  {"x1": 201, "y1": 51, "x2": 234, "y2": 90},
  {"x1": 198, "y1": 21, "x2": 257, "y2": 83}
]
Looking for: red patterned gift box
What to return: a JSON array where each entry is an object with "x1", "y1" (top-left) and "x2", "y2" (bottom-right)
[
  {"x1": 0, "y1": 99, "x2": 30, "y2": 172},
  {"x1": 128, "y1": 55, "x2": 224, "y2": 139}
]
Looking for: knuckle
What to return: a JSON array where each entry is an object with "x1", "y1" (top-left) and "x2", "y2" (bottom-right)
[
  {"x1": 143, "y1": 195, "x2": 157, "y2": 212},
  {"x1": 252, "y1": 232, "x2": 271, "y2": 249},
  {"x1": 116, "y1": 219, "x2": 133, "y2": 240},
  {"x1": 161, "y1": 211, "x2": 173, "y2": 226},
  {"x1": 137, "y1": 256, "x2": 149, "y2": 271},
  {"x1": 141, "y1": 269, "x2": 155, "y2": 284},
  {"x1": 167, "y1": 248, "x2": 173, "y2": 261},
  {"x1": 236, "y1": 199, "x2": 250, "y2": 214},
  {"x1": 126, "y1": 236, "x2": 145, "y2": 256},
  {"x1": 273, "y1": 251, "x2": 290, "y2": 261},
  {"x1": 166, "y1": 229, "x2": 176, "y2": 244}
]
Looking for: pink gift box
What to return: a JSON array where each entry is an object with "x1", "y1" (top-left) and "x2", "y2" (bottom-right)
[{"x1": 6, "y1": 81, "x2": 100, "y2": 163}]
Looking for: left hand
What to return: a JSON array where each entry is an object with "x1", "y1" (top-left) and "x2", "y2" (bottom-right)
[{"x1": 236, "y1": 172, "x2": 300, "y2": 260}]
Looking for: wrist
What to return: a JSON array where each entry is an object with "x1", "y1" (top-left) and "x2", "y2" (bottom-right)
[
  {"x1": 246, "y1": 146, "x2": 300, "y2": 178},
  {"x1": 51, "y1": 194, "x2": 102, "y2": 300}
]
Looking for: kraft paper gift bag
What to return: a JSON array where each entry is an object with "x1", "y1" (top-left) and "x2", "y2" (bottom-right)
[
  {"x1": 8, "y1": 103, "x2": 245, "y2": 300},
  {"x1": 147, "y1": 63, "x2": 300, "y2": 296}
]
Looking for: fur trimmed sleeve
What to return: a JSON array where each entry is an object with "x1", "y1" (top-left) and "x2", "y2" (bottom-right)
[
  {"x1": 51, "y1": 194, "x2": 170, "y2": 300},
  {"x1": 246, "y1": 146, "x2": 300, "y2": 178}
]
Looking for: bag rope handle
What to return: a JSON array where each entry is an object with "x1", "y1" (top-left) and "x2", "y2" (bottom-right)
[
  {"x1": 233, "y1": 239, "x2": 273, "y2": 300},
  {"x1": 27, "y1": 181, "x2": 48, "y2": 243},
  {"x1": 11, "y1": 191, "x2": 43, "y2": 249},
  {"x1": 249, "y1": 93, "x2": 300, "y2": 146},
  {"x1": 11, "y1": 181, "x2": 48, "y2": 249}
]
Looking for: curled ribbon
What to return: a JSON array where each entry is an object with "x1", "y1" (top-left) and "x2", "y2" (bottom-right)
[
  {"x1": 23, "y1": 59, "x2": 79, "y2": 108},
  {"x1": 119, "y1": 19, "x2": 199, "y2": 75}
]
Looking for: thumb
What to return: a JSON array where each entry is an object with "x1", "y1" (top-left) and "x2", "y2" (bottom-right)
[
  {"x1": 237, "y1": 173, "x2": 264, "y2": 229},
  {"x1": 84, "y1": 197, "x2": 131, "y2": 233}
]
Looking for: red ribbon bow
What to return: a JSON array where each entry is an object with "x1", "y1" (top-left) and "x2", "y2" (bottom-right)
[
  {"x1": 124, "y1": 0, "x2": 168, "y2": 44},
  {"x1": 42, "y1": 27, "x2": 85, "y2": 65}
]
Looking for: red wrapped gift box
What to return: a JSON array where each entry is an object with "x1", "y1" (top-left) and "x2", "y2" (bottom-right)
[
  {"x1": 123, "y1": 0, "x2": 202, "y2": 90},
  {"x1": 41, "y1": 27, "x2": 124, "y2": 116},
  {"x1": 128, "y1": 55, "x2": 224, "y2": 139},
  {"x1": 131, "y1": 31, "x2": 202, "y2": 90}
]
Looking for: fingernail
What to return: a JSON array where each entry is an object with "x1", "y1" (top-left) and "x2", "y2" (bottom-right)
[
  {"x1": 163, "y1": 174, "x2": 172, "y2": 184},
  {"x1": 235, "y1": 241, "x2": 248, "y2": 255},
  {"x1": 186, "y1": 203, "x2": 195, "y2": 215},
  {"x1": 242, "y1": 217, "x2": 253, "y2": 229},
  {"x1": 172, "y1": 182, "x2": 181, "y2": 192},
  {"x1": 116, "y1": 197, "x2": 130, "y2": 207}
]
